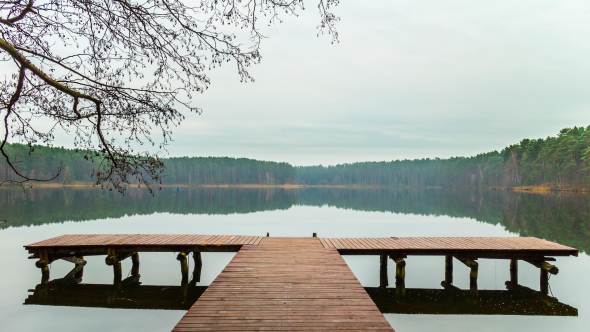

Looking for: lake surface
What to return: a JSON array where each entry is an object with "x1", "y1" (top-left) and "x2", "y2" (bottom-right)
[{"x1": 0, "y1": 187, "x2": 588, "y2": 331}]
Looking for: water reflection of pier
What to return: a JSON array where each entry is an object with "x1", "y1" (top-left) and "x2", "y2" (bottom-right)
[
  {"x1": 26, "y1": 280, "x2": 577, "y2": 317},
  {"x1": 366, "y1": 283, "x2": 578, "y2": 316}
]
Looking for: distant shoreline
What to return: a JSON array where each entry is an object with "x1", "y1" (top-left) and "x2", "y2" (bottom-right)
[{"x1": 1, "y1": 183, "x2": 588, "y2": 192}]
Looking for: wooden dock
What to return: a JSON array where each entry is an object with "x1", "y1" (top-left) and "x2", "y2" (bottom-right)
[{"x1": 24, "y1": 234, "x2": 578, "y2": 331}]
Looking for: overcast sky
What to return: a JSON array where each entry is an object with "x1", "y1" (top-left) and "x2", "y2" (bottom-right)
[{"x1": 25, "y1": 0, "x2": 590, "y2": 166}]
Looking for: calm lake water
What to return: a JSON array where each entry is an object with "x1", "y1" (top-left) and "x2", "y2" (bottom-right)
[{"x1": 0, "y1": 187, "x2": 588, "y2": 332}]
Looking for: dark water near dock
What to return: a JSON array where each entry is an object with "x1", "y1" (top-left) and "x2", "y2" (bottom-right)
[{"x1": 0, "y1": 187, "x2": 588, "y2": 331}]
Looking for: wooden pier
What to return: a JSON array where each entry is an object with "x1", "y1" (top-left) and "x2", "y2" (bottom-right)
[{"x1": 25, "y1": 234, "x2": 578, "y2": 331}]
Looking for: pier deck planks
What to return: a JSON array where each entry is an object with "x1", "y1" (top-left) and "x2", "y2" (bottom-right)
[
  {"x1": 172, "y1": 237, "x2": 394, "y2": 331},
  {"x1": 25, "y1": 234, "x2": 264, "y2": 248},
  {"x1": 319, "y1": 237, "x2": 578, "y2": 258}
]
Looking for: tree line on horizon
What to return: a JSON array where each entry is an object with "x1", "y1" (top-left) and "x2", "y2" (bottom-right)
[{"x1": 1, "y1": 126, "x2": 589, "y2": 189}]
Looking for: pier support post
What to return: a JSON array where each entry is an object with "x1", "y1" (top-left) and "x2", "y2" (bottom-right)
[
  {"x1": 510, "y1": 259, "x2": 518, "y2": 284},
  {"x1": 192, "y1": 252, "x2": 203, "y2": 284},
  {"x1": 445, "y1": 255, "x2": 453, "y2": 285},
  {"x1": 113, "y1": 262, "x2": 122, "y2": 287},
  {"x1": 180, "y1": 274, "x2": 189, "y2": 302},
  {"x1": 525, "y1": 259, "x2": 558, "y2": 295},
  {"x1": 74, "y1": 256, "x2": 84, "y2": 279},
  {"x1": 395, "y1": 258, "x2": 406, "y2": 298},
  {"x1": 35, "y1": 249, "x2": 51, "y2": 281},
  {"x1": 131, "y1": 253, "x2": 140, "y2": 277},
  {"x1": 177, "y1": 252, "x2": 189, "y2": 283},
  {"x1": 457, "y1": 257, "x2": 478, "y2": 296},
  {"x1": 106, "y1": 248, "x2": 123, "y2": 287},
  {"x1": 540, "y1": 269, "x2": 549, "y2": 295},
  {"x1": 379, "y1": 254, "x2": 388, "y2": 288},
  {"x1": 41, "y1": 266, "x2": 50, "y2": 284}
]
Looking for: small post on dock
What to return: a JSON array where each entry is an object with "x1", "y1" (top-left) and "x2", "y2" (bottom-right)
[
  {"x1": 192, "y1": 252, "x2": 203, "y2": 284},
  {"x1": 510, "y1": 259, "x2": 518, "y2": 284},
  {"x1": 379, "y1": 254, "x2": 388, "y2": 288},
  {"x1": 445, "y1": 255, "x2": 453, "y2": 285},
  {"x1": 313, "y1": 233, "x2": 317, "y2": 237},
  {"x1": 131, "y1": 253, "x2": 140, "y2": 277},
  {"x1": 395, "y1": 257, "x2": 406, "y2": 298}
]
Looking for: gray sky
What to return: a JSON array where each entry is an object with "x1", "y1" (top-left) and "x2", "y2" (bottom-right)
[
  {"x1": 15, "y1": 0, "x2": 590, "y2": 166},
  {"x1": 167, "y1": 0, "x2": 590, "y2": 165}
]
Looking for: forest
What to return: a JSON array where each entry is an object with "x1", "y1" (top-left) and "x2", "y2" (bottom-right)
[
  {"x1": 0, "y1": 144, "x2": 298, "y2": 186},
  {"x1": 1, "y1": 126, "x2": 589, "y2": 190}
]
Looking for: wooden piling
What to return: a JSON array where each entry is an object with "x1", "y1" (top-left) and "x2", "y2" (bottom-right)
[
  {"x1": 395, "y1": 258, "x2": 406, "y2": 298},
  {"x1": 131, "y1": 253, "x2": 140, "y2": 277},
  {"x1": 379, "y1": 254, "x2": 388, "y2": 288},
  {"x1": 113, "y1": 262, "x2": 122, "y2": 287},
  {"x1": 457, "y1": 257, "x2": 478, "y2": 296},
  {"x1": 541, "y1": 269, "x2": 549, "y2": 295},
  {"x1": 41, "y1": 265, "x2": 50, "y2": 283},
  {"x1": 445, "y1": 255, "x2": 453, "y2": 285},
  {"x1": 74, "y1": 256, "x2": 84, "y2": 279},
  {"x1": 510, "y1": 259, "x2": 518, "y2": 284},
  {"x1": 192, "y1": 252, "x2": 202, "y2": 284},
  {"x1": 177, "y1": 252, "x2": 189, "y2": 282}
]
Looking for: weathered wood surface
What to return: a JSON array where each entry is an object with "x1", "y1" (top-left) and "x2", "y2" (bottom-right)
[
  {"x1": 26, "y1": 235, "x2": 578, "y2": 258},
  {"x1": 173, "y1": 237, "x2": 394, "y2": 332},
  {"x1": 24, "y1": 234, "x2": 265, "y2": 256},
  {"x1": 319, "y1": 237, "x2": 578, "y2": 258},
  {"x1": 26, "y1": 234, "x2": 264, "y2": 248}
]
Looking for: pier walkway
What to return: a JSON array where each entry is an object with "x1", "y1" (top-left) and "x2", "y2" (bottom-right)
[
  {"x1": 174, "y1": 237, "x2": 392, "y2": 331},
  {"x1": 25, "y1": 234, "x2": 578, "y2": 331}
]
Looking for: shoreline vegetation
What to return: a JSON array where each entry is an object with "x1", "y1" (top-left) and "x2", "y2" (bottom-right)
[
  {"x1": 2, "y1": 126, "x2": 590, "y2": 192},
  {"x1": 2, "y1": 182, "x2": 586, "y2": 193}
]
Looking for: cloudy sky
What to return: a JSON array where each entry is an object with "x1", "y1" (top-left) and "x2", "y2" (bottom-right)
[{"x1": 51, "y1": 1, "x2": 590, "y2": 165}]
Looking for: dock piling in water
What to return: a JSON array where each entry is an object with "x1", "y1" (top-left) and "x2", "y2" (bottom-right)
[
  {"x1": 131, "y1": 253, "x2": 140, "y2": 277},
  {"x1": 395, "y1": 257, "x2": 406, "y2": 297},
  {"x1": 445, "y1": 255, "x2": 453, "y2": 285},
  {"x1": 510, "y1": 258, "x2": 518, "y2": 284},
  {"x1": 191, "y1": 252, "x2": 202, "y2": 284},
  {"x1": 379, "y1": 254, "x2": 388, "y2": 288}
]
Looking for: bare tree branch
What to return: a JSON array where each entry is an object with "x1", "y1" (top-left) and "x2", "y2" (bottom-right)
[{"x1": 0, "y1": 0, "x2": 340, "y2": 192}]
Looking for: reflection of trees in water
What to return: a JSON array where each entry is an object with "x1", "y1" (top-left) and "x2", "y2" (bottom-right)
[
  {"x1": 0, "y1": 187, "x2": 297, "y2": 229},
  {"x1": 1, "y1": 187, "x2": 589, "y2": 253}
]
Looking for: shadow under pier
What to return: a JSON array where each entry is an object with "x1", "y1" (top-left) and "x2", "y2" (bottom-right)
[
  {"x1": 25, "y1": 282, "x2": 208, "y2": 310},
  {"x1": 365, "y1": 283, "x2": 578, "y2": 316}
]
